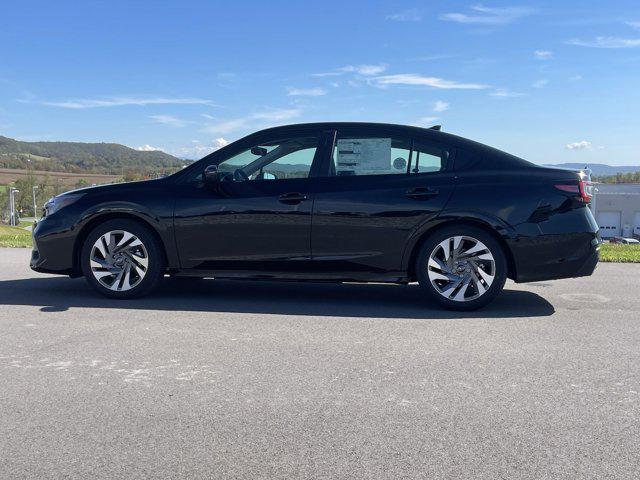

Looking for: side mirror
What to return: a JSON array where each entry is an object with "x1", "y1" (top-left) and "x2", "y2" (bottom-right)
[{"x1": 203, "y1": 164, "x2": 220, "y2": 187}]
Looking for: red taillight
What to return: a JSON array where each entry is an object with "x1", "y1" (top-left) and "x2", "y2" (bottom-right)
[
  {"x1": 555, "y1": 181, "x2": 593, "y2": 203},
  {"x1": 554, "y1": 184, "x2": 579, "y2": 193},
  {"x1": 578, "y1": 179, "x2": 593, "y2": 203}
]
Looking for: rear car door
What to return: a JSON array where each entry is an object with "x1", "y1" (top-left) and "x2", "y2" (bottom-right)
[
  {"x1": 310, "y1": 127, "x2": 456, "y2": 276},
  {"x1": 173, "y1": 130, "x2": 326, "y2": 273}
]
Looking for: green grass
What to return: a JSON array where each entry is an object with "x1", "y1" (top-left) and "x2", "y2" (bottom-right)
[
  {"x1": 599, "y1": 243, "x2": 640, "y2": 263},
  {"x1": 0, "y1": 224, "x2": 32, "y2": 248}
]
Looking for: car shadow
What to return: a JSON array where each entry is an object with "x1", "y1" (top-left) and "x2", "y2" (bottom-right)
[{"x1": 0, "y1": 276, "x2": 555, "y2": 319}]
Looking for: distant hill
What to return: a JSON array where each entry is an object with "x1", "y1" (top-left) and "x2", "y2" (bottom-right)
[
  {"x1": 0, "y1": 135, "x2": 188, "y2": 175},
  {"x1": 544, "y1": 163, "x2": 640, "y2": 176}
]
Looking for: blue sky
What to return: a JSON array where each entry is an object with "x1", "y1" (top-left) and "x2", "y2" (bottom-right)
[{"x1": 1, "y1": 0, "x2": 639, "y2": 164}]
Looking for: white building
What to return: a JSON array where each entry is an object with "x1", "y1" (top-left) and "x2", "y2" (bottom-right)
[{"x1": 590, "y1": 183, "x2": 640, "y2": 239}]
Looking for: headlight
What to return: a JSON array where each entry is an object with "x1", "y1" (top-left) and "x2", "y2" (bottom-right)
[{"x1": 43, "y1": 193, "x2": 85, "y2": 217}]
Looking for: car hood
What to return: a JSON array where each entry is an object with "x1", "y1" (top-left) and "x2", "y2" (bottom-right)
[{"x1": 60, "y1": 178, "x2": 166, "y2": 197}]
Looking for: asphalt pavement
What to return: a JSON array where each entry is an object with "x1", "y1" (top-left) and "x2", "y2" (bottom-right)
[{"x1": 1, "y1": 247, "x2": 639, "y2": 479}]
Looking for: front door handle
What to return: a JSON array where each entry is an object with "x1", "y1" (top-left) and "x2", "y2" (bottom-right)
[
  {"x1": 405, "y1": 187, "x2": 439, "y2": 200},
  {"x1": 278, "y1": 192, "x2": 308, "y2": 205}
]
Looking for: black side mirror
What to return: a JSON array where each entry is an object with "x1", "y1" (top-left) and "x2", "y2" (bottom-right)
[{"x1": 203, "y1": 164, "x2": 220, "y2": 187}]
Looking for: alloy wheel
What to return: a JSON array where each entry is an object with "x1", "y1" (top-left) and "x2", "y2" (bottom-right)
[
  {"x1": 90, "y1": 230, "x2": 149, "y2": 291},
  {"x1": 427, "y1": 235, "x2": 496, "y2": 302}
]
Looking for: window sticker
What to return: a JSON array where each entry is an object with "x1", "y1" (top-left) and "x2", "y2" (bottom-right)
[{"x1": 336, "y1": 138, "x2": 392, "y2": 174}]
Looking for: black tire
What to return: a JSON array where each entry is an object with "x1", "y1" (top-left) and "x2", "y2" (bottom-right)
[
  {"x1": 81, "y1": 219, "x2": 164, "y2": 299},
  {"x1": 415, "y1": 225, "x2": 507, "y2": 311}
]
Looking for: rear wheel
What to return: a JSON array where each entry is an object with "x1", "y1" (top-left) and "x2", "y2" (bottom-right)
[
  {"x1": 415, "y1": 225, "x2": 507, "y2": 310},
  {"x1": 81, "y1": 219, "x2": 164, "y2": 298}
]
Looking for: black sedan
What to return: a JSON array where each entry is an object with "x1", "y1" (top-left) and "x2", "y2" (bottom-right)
[{"x1": 31, "y1": 122, "x2": 600, "y2": 310}]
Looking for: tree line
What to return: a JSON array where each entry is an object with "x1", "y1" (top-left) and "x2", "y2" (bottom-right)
[{"x1": 593, "y1": 172, "x2": 640, "y2": 184}]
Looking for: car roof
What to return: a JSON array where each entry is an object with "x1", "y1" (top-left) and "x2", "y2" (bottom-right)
[{"x1": 251, "y1": 122, "x2": 475, "y2": 148}]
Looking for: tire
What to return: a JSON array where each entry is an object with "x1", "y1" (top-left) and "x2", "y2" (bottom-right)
[
  {"x1": 415, "y1": 225, "x2": 507, "y2": 311},
  {"x1": 80, "y1": 219, "x2": 164, "y2": 299}
]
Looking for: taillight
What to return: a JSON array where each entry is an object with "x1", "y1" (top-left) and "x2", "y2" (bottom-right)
[
  {"x1": 578, "y1": 179, "x2": 593, "y2": 203},
  {"x1": 555, "y1": 180, "x2": 593, "y2": 203}
]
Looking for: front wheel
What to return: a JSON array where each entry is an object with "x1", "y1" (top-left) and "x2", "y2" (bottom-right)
[
  {"x1": 81, "y1": 219, "x2": 164, "y2": 299},
  {"x1": 415, "y1": 225, "x2": 507, "y2": 311}
]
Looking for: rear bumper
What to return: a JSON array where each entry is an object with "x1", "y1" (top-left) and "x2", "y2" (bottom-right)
[
  {"x1": 511, "y1": 233, "x2": 600, "y2": 283},
  {"x1": 509, "y1": 207, "x2": 600, "y2": 283}
]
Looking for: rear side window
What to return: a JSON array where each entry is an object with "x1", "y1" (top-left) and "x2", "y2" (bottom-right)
[
  {"x1": 412, "y1": 140, "x2": 449, "y2": 174},
  {"x1": 328, "y1": 133, "x2": 448, "y2": 177}
]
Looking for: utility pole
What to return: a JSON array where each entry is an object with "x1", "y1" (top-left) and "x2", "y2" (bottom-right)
[
  {"x1": 9, "y1": 188, "x2": 20, "y2": 226},
  {"x1": 32, "y1": 185, "x2": 39, "y2": 220}
]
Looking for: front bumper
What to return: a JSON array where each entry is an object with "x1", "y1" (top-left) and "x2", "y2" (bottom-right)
[{"x1": 30, "y1": 216, "x2": 78, "y2": 276}]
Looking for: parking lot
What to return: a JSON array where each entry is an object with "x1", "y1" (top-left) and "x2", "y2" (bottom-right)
[{"x1": 1, "y1": 247, "x2": 639, "y2": 479}]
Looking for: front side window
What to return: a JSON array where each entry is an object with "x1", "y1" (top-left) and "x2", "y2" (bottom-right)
[
  {"x1": 218, "y1": 136, "x2": 319, "y2": 182},
  {"x1": 328, "y1": 133, "x2": 448, "y2": 177}
]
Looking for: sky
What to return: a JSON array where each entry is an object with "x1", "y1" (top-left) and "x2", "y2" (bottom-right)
[{"x1": 1, "y1": 0, "x2": 639, "y2": 164}]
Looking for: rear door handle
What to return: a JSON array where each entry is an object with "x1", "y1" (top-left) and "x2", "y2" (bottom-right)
[
  {"x1": 405, "y1": 187, "x2": 439, "y2": 200},
  {"x1": 278, "y1": 192, "x2": 308, "y2": 204}
]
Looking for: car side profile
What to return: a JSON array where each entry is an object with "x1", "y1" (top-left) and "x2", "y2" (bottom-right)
[{"x1": 31, "y1": 122, "x2": 600, "y2": 310}]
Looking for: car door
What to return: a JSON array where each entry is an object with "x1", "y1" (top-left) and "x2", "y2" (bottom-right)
[
  {"x1": 310, "y1": 127, "x2": 456, "y2": 276},
  {"x1": 173, "y1": 130, "x2": 327, "y2": 273}
]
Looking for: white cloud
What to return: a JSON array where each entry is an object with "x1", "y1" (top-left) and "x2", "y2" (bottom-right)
[
  {"x1": 136, "y1": 144, "x2": 163, "y2": 152},
  {"x1": 311, "y1": 72, "x2": 343, "y2": 77},
  {"x1": 149, "y1": 114, "x2": 191, "y2": 127},
  {"x1": 38, "y1": 96, "x2": 215, "y2": 109},
  {"x1": 568, "y1": 75, "x2": 583, "y2": 81},
  {"x1": 433, "y1": 100, "x2": 450, "y2": 112},
  {"x1": 489, "y1": 88, "x2": 525, "y2": 98},
  {"x1": 565, "y1": 141, "x2": 592, "y2": 150},
  {"x1": 417, "y1": 116, "x2": 439, "y2": 125},
  {"x1": 286, "y1": 87, "x2": 327, "y2": 97},
  {"x1": 440, "y1": 5, "x2": 533, "y2": 25},
  {"x1": 212, "y1": 138, "x2": 229, "y2": 149},
  {"x1": 202, "y1": 108, "x2": 302, "y2": 135},
  {"x1": 171, "y1": 138, "x2": 229, "y2": 159},
  {"x1": 251, "y1": 108, "x2": 302, "y2": 122},
  {"x1": 312, "y1": 64, "x2": 387, "y2": 77},
  {"x1": 386, "y1": 9, "x2": 421, "y2": 22},
  {"x1": 532, "y1": 79, "x2": 549, "y2": 88},
  {"x1": 534, "y1": 50, "x2": 553, "y2": 59},
  {"x1": 626, "y1": 21, "x2": 640, "y2": 29},
  {"x1": 567, "y1": 37, "x2": 640, "y2": 48},
  {"x1": 206, "y1": 118, "x2": 248, "y2": 134},
  {"x1": 373, "y1": 73, "x2": 489, "y2": 90},
  {"x1": 339, "y1": 64, "x2": 387, "y2": 76}
]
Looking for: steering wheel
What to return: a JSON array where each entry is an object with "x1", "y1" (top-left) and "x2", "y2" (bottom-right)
[{"x1": 233, "y1": 169, "x2": 249, "y2": 182}]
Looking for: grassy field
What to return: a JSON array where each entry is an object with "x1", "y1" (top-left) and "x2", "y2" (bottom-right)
[
  {"x1": 599, "y1": 243, "x2": 640, "y2": 263},
  {"x1": 0, "y1": 224, "x2": 32, "y2": 248},
  {"x1": 0, "y1": 168, "x2": 119, "y2": 188}
]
